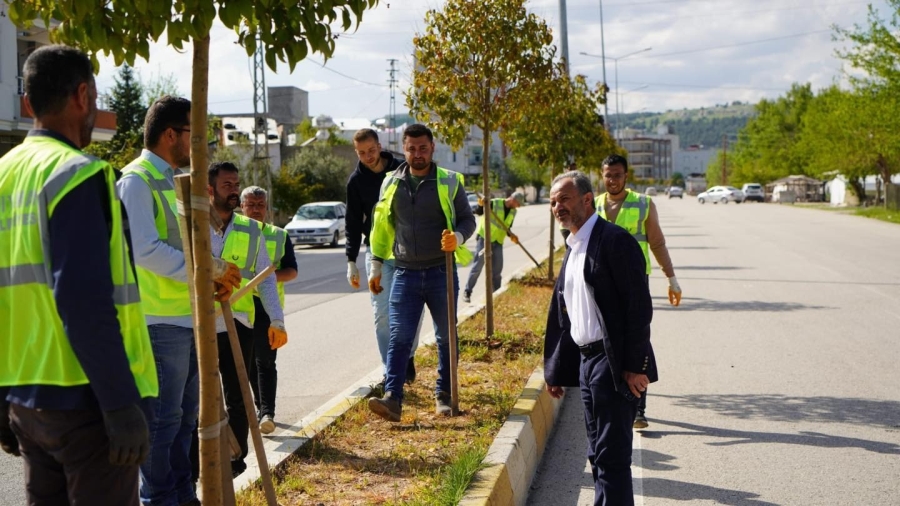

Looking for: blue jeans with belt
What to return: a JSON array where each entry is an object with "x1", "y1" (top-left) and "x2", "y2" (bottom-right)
[
  {"x1": 140, "y1": 324, "x2": 199, "y2": 506},
  {"x1": 384, "y1": 263, "x2": 458, "y2": 402}
]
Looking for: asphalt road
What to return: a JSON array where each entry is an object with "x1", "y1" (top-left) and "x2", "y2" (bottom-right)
[
  {"x1": 528, "y1": 198, "x2": 900, "y2": 505},
  {"x1": 0, "y1": 202, "x2": 561, "y2": 504}
]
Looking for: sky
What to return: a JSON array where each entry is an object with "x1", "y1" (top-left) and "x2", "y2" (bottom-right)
[{"x1": 93, "y1": 0, "x2": 892, "y2": 120}]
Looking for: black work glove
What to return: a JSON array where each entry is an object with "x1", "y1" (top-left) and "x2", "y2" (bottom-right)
[
  {"x1": 0, "y1": 401, "x2": 20, "y2": 457},
  {"x1": 101, "y1": 404, "x2": 150, "y2": 466}
]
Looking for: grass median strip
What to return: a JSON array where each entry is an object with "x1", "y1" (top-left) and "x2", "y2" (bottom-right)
[{"x1": 237, "y1": 252, "x2": 562, "y2": 506}]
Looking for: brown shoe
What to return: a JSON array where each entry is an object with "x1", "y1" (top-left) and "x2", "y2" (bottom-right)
[
  {"x1": 435, "y1": 392, "x2": 453, "y2": 417},
  {"x1": 368, "y1": 392, "x2": 401, "y2": 422},
  {"x1": 633, "y1": 411, "x2": 649, "y2": 430}
]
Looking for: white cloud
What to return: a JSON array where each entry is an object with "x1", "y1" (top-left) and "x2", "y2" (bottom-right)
[{"x1": 92, "y1": 0, "x2": 891, "y2": 119}]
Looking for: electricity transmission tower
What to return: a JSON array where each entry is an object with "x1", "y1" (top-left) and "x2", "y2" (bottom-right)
[
  {"x1": 252, "y1": 34, "x2": 271, "y2": 194},
  {"x1": 387, "y1": 59, "x2": 398, "y2": 151}
]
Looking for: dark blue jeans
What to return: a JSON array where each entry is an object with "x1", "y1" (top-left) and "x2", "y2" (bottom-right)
[
  {"x1": 140, "y1": 324, "x2": 199, "y2": 506},
  {"x1": 580, "y1": 352, "x2": 638, "y2": 506},
  {"x1": 384, "y1": 263, "x2": 458, "y2": 402}
]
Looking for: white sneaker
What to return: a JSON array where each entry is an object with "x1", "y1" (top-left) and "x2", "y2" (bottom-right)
[{"x1": 259, "y1": 415, "x2": 276, "y2": 435}]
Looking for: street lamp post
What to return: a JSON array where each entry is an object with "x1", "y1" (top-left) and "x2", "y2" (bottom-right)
[
  {"x1": 581, "y1": 47, "x2": 651, "y2": 140},
  {"x1": 598, "y1": 0, "x2": 608, "y2": 123}
]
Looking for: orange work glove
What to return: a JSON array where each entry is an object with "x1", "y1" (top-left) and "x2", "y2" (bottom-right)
[
  {"x1": 509, "y1": 233, "x2": 519, "y2": 245},
  {"x1": 441, "y1": 230, "x2": 461, "y2": 253},
  {"x1": 477, "y1": 197, "x2": 484, "y2": 207},
  {"x1": 268, "y1": 320, "x2": 288, "y2": 350},
  {"x1": 213, "y1": 282, "x2": 233, "y2": 302},
  {"x1": 368, "y1": 260, "x2": 383, "y2": 295},
  {"x1": 212, "y1": 258, "x2": 242, "y2": 290},
  {"x1": 667, "y1": 276, "x2": 682, "y2": 307}
]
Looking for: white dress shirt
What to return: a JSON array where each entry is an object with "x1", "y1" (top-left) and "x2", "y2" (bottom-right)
[
  {"x1": 211, "y1": 217, "x2": 283, "y2": 332},
  {"x1": 563, "y1": 212, "x2": 607, "y2": 347}
]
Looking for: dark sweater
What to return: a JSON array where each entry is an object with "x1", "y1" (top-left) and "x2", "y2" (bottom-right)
[
  {"x1": 382, "y1": 163, "x2": 476, "y2": 270},
  {"x1": 344, "y1": 152, "x2": 402, "y2": 262}
]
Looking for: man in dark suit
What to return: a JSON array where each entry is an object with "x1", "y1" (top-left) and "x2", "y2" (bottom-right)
[{"x1": 544, "y1": 170, "x2": 657, "y2": 506}]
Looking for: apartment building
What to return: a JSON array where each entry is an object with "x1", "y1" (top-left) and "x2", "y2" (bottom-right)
[{"x1": 1, "y1": 14, "x2": 118, "y2": 157}]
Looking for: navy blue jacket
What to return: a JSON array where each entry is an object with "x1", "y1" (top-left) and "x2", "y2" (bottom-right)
[{"x1": 544, "y1": 217, "x2": 657, "y2": 391}]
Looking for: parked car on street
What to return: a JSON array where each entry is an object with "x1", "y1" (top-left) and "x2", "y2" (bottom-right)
[
  {"x1": 698, "y1": 186, "x2": 744, "y2": 204},
  {"x1": 467, "y1": 191, "x2": 480, "y2": 212},
  {"x1": 668, "y1": 186, "x2": 684, "y2": 199},
  {"x1": 645, "y1": 187, "x2": 658, "y2": 196},
  {"x1": 741, "y1": 183, "x2": 765, "y2": 202},
  {"x1": 285, "y1": 201, "x2": 346, "y2": 247}
]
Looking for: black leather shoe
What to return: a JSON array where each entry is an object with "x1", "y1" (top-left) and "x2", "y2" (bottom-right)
[
  {"x1": 435, "y1": 392, "x2": 452, "y2": 417},
  {"x1": 406, "y1": 357, "x2": 416, "y2": 384},
  {"x1": 368, "y1": 392, "x2": 402, "y2": 422}
]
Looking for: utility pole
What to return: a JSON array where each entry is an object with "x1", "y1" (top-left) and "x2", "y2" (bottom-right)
[
  {"x1": 387, "y1": 59, "x2": 398, "y2": 152},
  {"x1": 559, "y1": 0, "x2": 570, "y2": 75},
  {"x1": 252, "y1": 33, "x2": 271, "y2": 199},
  {"x1": 721, "y1": 134, "x2": 728, "y2": 185},
  {"x1": 598, "y1": 0, "x2": 609, "y2": 125}
]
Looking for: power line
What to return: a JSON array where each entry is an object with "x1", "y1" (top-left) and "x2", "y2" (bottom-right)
[
  {"x1": 625, "y1": 29, "x2": 832, "y2": 60},
  {"x1": 306, "y1": 59, "x2": 388, "y2": 87},
  {"x1": 613, "y1": 80, "x2": 788, "y2": 92}
]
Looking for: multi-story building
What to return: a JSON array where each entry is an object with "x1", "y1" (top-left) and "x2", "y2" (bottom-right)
[
  {"x1": 1, "y1": 15, "x2": 116, "y2": 157},
  {"x1": 675, "y1": 145, "x2": 717, "y2": 177},
  {"x1": 618, "y1": 135, "x2": 672, "y2": 181}
]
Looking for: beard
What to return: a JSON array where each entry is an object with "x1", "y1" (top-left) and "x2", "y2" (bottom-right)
[
  {"x1": 409, "y1": 157, "x2": 430, "y2": 171},
  {"x1": 172, "y1": 143, "x2": 191, "y2": 169},
  {"x1": 215, "y1": 192, "x2": 240, "y2": 211},
  {"x1": 79, "y1": 108, "x2": 97, "y2": 149}
]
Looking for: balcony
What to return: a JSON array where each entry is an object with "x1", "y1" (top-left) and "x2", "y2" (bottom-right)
[{"x1": 18, "y1": 96, "x2": 117, "y2": 139}]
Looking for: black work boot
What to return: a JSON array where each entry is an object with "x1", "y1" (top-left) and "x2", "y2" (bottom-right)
[
  {"x1": 368, "y1": 392, "x2": 402, "y2": 422},
  {"x1": 406, "y1": 357, "x2": 416, "y2": 384},
  {"x1": 435, "y1": 391, "x2": 453, "y2": 417}
]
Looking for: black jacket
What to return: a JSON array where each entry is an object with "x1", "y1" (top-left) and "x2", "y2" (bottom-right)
[
  {"x1": 544, "y1": 217, "x2": 657, "y2": 391},
  {"x1": 345, "y1": 151, "x2": 402, "y2": 262}
]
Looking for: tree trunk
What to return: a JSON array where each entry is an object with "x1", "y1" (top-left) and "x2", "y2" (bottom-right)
[
  {"x1": 482, "y1": 129, "x2": 494, "y2": 338},
  {"x1": 189, "y1": 36, "x2": 223, "y2": 505},
  {"x1": 850, "y1": 177, "x2": 866, "y2": 206}
]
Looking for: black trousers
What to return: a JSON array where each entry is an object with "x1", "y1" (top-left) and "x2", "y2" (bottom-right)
[
  {"x1": 580, "y1": 352, "x2": 638, "y2": 506},
  {"x1": 249, "y1": 297, "x2": 278, "y2": 418},
  {"x1": 9, "y1": 403, "x2": 140, "y2": 506},
  {"x1": 217, "y1": 320, "x2": 255, "y2": 470}
]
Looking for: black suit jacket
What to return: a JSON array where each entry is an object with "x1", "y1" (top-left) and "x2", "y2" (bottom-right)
[{"x1": 544, "y1": 217, "x2": 657, "y2": 391}]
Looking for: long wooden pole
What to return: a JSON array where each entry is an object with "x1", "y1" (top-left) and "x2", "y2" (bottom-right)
[
  {"x1": 220, "y1": 302, "x2": 278, "y2": 505},
  {"x1": 212, "y1": 265, "x2": 276, "y2": 318},
  {"x1": 475, "y1": 192, "x2": 542, "y2": 271},
  {"x1": 188, "y1": 35, "x2": 223, "y2": 505},
  {"x1": 445, "y1": 252, "x2": 459, "y2": 415}
]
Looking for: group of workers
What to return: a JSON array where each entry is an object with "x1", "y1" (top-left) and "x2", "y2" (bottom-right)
[
  {"x1": 0, "y1": 44, "x2": 682, "y2": 506},
  {"x1": 0, "y1": 45, "x2": 296, "y2": 505}
]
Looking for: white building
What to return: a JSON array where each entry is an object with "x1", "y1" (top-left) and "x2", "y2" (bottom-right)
[
  {"x1": 1, "y1": 15, "x2": 115, "y2": 157},
  {"x1": 218, "y1": 115, "x2": 281, "y2": 175}
]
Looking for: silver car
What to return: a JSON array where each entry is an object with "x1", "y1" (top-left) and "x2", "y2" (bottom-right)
[
  {"x1": 698, "y1": 186, "x2": 744, "y2": 204},
  {"x1": 285, "y1": 201, "x2": 346, "y2": 247}
]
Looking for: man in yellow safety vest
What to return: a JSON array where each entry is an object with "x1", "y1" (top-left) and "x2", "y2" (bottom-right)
[
  {"x1": 0, "y1": 45, "x2": 158, "y2": 504},
  {"x1": 597, "y1": 154, "x2": 681, "y2": 430},
  {"x1": 463, "y1": 191, "x2": 525, "y2": 303},
  {"x1": 366, "y1": 124, "x2": 476, "y2": 422},
  {"x1": 240, "y1": 186, "x2": 298, "y2": 435}
]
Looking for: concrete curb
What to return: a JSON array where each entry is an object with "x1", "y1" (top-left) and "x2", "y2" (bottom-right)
[
  {"x1": 233, "y1": 243, "x2": 556, "y2": 496},
  {"x1": 458, "y1": 368, "x2": 563, "y2": 506}
]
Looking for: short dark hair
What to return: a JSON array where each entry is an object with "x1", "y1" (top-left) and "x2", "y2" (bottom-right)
[
  {"x1": 144, "y1": 95, "x2": 191, "y2": 148},
  {"x1": 403, "y1": 123, "x2": 433, "y2": 143},
  {"x1": 353, "y1": 128, "x2": 379, "y2": 144},
  {"x1": 602, "y1": 154, "x2": 629, "y2": 172},
  {"x1": 208, "y1": 161, "x2": 239, "y2": 186},
  {"x1": 552, "y1": 170, "x2": 594, "y2": 196},
  {"x1": 23, "y1": 45, "x2": 94, "y2": 117}
]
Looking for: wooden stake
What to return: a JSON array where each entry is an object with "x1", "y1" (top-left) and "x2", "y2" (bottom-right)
[
  {"x1": 220, "y1": 301, "x2": 278, "y2": 506},
  {"x1": 445, "y1": 252, "x2": 459, "y2": 416},
  {"x1": 212, "y1": 265, "x2": 276, "y2": 318}
]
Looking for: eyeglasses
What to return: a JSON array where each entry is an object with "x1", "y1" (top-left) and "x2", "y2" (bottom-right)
[{"x1": 172, "y1": 127, "x2": 191, "y2": 135}]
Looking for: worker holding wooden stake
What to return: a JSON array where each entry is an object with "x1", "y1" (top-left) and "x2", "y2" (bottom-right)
[
  {"x1": 367, "y1": 124, "x2": 475, "y2": 422},
  {"x1": 118, "y1": 96, "x2": 242, "y2": 506},
  {"x1": 463, "y1": 191, "x2": 525, "y2": 303},
  {"x1": 206, "y1": 162, "x2": 286, "y2": 477}
]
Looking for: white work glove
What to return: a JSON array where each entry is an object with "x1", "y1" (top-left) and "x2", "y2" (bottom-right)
[
  {"x1": 268, "y1": 319, "x2": 287, "y2": 349},
  {"x1": 347, "y1": 261, "x2": 360, "y2": 290},
  {"x1": 368, "y1": 260, "x2": 383, "y2": 295},
  {"x1": 667, "y1": 276, "x2": 682, "y2": 307}
]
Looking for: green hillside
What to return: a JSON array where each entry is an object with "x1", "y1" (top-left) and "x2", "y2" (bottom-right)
[{"x1": 615, "y1": 102, "x2": 756, "y2": 149}]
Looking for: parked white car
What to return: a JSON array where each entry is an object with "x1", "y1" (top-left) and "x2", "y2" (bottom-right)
[
  {"x1": 741, "y1": 183, "x2": 765, "y2": 202},
  {"x1": 698, "y1": 186, "x2": 744, "y2": 204},
  {"x1": 285, "y1": 201, "x2": 346, "y2": 247}
]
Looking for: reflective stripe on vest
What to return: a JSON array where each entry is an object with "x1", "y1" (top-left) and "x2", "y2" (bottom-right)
[
  {"x1": 596, "y1": 190, "x2": 652, "y2": 274},
  {"x1": 0, "y1": 136, "x2": 158, "y2": 396},
  {"x1": 262, "y1": 224, "x2": 287, "y2": 306},
  {"x1": 217, "y1": 214, "x2": 262, "y2": 323},
  {"x1": 476, "y1": 198, "x2": 516, "y2": 244},
  {"x1": 121, "y1": 158, "x2": 191, "y2": 317},
  {"x1": 370, "y1": 166, "x2": 473, "y2": 266}
]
